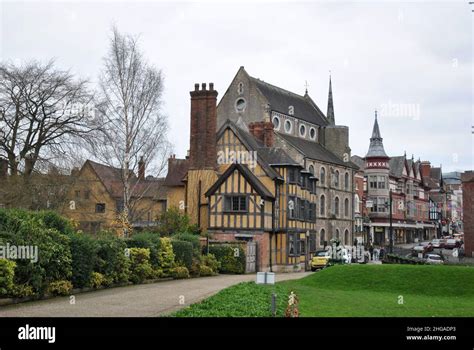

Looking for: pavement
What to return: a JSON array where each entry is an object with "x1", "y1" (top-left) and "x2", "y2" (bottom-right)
[{"x1": 0, "y1": 272, "x2": 312, "y2": 317}]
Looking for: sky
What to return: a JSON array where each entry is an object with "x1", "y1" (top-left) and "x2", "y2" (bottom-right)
[{"x1": 1, "y1": 0, "x2": 472, "y2": 173}]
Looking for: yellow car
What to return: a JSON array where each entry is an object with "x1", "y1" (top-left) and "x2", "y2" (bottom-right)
[{"x1": 310, "y1": 250, "x2": 331, "y2": 271}]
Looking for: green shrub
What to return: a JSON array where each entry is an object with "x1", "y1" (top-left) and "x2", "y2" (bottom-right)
[
  {"x1": 36, "y1": 211, "x2": 75, "y2": 235},
  {"x1": 171, "y1": 232, "x2": 201, "y2": 256},
  {"x1": 47, "y1": 280, "x2": 73, "y2": 296},
  {"x1": 199, "y1": 265, "x2": 215, "y2": 277},
  {"x1": 0, "y1": 259, "x2": 16, "y2": 296},
  {"x1": 201, "y1": 253, "x2": 220, "y2": 274},
  {"x1": 171, "y1": 265, "x2": 190, "y2": 279},
  {"x1": 70, "y1": 233, "x2": 98, "y2": 288},
  {"x1": 158, "y1": 237, "x2": 175, "y2": 275},
  {"x1": 208, "y1": 244, "x2": 246, "y2": 274},
  {"x1": 95, "y1": 236, "x2": 130, "y2": 284},
  {"x1": 126, "y1": 232, "x2": 162, "y2": 269},
  {"x1": 10, "y1": 284, "x2": 35, "y2": 298},
  {"x1": 189, "y1": 257, "x2": 201, "y2": 277},
  {"x1": 171, "y1": 240, "x2": 193, "y2": 270},
  {"x1": 90, "y1": 272, "x2": 106, "y2": 289},
  {"x1": 155, "y1": 208, "x2": 193, "y2": 236},
  {"x1": 0, "y1": 214, "x2": 72, "y2": 295},
  {"x1": 128, "y1": 248, "x2": 154, "y2": 284}
]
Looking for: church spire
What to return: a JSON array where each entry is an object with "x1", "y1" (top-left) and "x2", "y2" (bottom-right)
[
  {"x1": 327, "y1": 73, "x2": 335, "y2": 125},
  {"x1": 365, "y1": 110, "x2": 388, "y2": 158}
]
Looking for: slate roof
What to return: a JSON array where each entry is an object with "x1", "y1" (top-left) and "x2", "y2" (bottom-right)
[
  {"x1": 351, "y1": 155, "x2": 365, "y2": 170},
  {"x1": 86, "y1": 160, "x2": 166, "y2": 200},
  {"x1": 278, "y1": 133, "x2": 359, "y2": 169},
  {"x1": 250, "y1": 77, "x2": 329, "y2": 126},
  {"x1": 389, "y1": 156, "x2": 406, "y2": 178},
  {"x1": 164, "y1": 158, "x2": 189, "y2": 187},
  {"x1": 366, "y1": 116, "x2": 388, "y2": 158}
]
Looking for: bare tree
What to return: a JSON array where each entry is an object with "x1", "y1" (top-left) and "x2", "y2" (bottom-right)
[
  {"x1": 0, "y1": 60, "x2": 93, "y2": 176},
  {"x1": 92, "y1": 26, "x2": 170, "y2": 235}
]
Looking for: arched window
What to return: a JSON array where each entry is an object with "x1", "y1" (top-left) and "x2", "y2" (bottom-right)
[
  {"x1": 344, "y1": 229, "x2": 350, "y2": 246},
  {"x1": 344, "y1": 198, "x2": 349, "y2": 217},
  {"x1": 320, "y1": 229, "x2": 326, "y2": 246},
  {"x1": 334, "y1": 197, "x2": 340, "y2": 216},
  {"x1": 320, "y1": 167, "x2": 326, "y2": 186},
  {"x1": 272, "y1": 116, "x2": 280, "y2": 130},
  {"x1": 284, "y1": 120, "x2": 292, "y2": 134},
  {"x1": 320, "y1": 195, "x2": 325, "y2": 216},
  {"x1": 334, "y1": 170, "x2": 340, "y2": 188},
  {"x1": 354, "y1": 194, "x2": 360, "y2": 213},
  {"x1": 310, "y1": 127, "x2": 317, "y2": 140},
  {"x1": 309, "y1": 164, "x2": 314, "y2": 175},
  {"x1": 344, "y1": 172, "x2": 349, "y2": 190},
  {"x1": 299, "y1": 124, "x2": 306, "y2": 137},
  {"x1": 335, "y1": 229, "x2": 340, "y2": 239}
]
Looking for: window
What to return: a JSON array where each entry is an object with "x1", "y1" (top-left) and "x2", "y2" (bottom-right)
[
  {"x1": 320, "y1": 167, "x2": 326, "y2": 186},
  {"x1": 335, "y1": 229, "x2": 340, "y2": 239},
  {"x1": 288, "y1": 233, "x2": 297, "y2": 256},
  {"x1": 284, "y1": 120, "x2": 292, "y2": 133},
  {"x1": 237, "y1": 82, "x2": 244, "y2": 94},
  {"x1": 334, "y1": 197, "x2": 340, "y2": 216},
  {"x1": 354, "y1": 194, "x2": 360, "y2": 213},
  {"x1": 369, "y1": 175, "x2": 377, "y2": 189},
  {"x1": 116, "y1": 199, "x2": 124, "y2": 212},
  {"x1": 320, "y1": 229, "x2": 326, "y2": 246},
  {"x1": 299, "y1": 237, "x2": 305, "y2": 255},
  {"x1": 224, "y1": 195, "x2": 247, "y2": 212},
  {"x1": 377, "y1": 176, "x2": 386, "y2": 189},
  {"x1": 300, "y1": 200, "x2": 306, "y2": 220},
  {"x1": 272, "y1": 116, "x2": 280, "y2": 130},
  {"x1": 309, "y1": 165, "x2": 314, "y2": 175},
  {"x1": 344, "y1": 172, "x2": 349, "y2": 190},
  {"x1": 370, "y1": 197, "x2": 388, "y2": 213},
  {"x1": 75, "y1": 190, "x2": 80, "y2": 199},
  {"x1": 299, "y1": 124, "x2": 306, "y2": 137},
  {"x1": 309, "y1": 233, "x2": 316, "y2": 253},
  {"x1": 344, "y1": 230, "x2": 350, "y2": 245},
  {"x1": 235, "y1": 98, "x2": 246, "y2": 112},
  {"x1": 334, "y1": 170, "x2": 340, "y2": 188},
  {"x1": 310, "y1": 127, "x2": 317, "y2": 140},
  {"x1": 344, "y1": 198, "x2": 349, "y2": 217},
  {"x1": 309, "y1": 203, "x2": 316, "y2": 221},
  {"x1": 84, "y1": 190, "x2": 90, "y2": 200},
  {"x1": 288, "y1": 168, "x2": 298, "y2": 183},
  {"x1": 320, "y1": 195, "x2": 325, "y2": 216},
  {"x1": 95, "y1": 203, "x2": 106, "y2": 213}
]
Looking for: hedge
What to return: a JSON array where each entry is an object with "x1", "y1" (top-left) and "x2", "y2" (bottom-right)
[
  {"x1": 0, "y1": 259, "x2": 16, "y2": 296},
  {"x1": 171, "y1": 232, "x2": 201, "y2": 256},
  {"x1": 70, "y1": 233, "x2": 99, "y2": 288},
  {"x1": 95, "y1": 235, "x2": 130, "y2": 285},
  {"x1": 126, "y1": 232, "x2": 162, "y2": 269},
  {"x1": 171, "y1": 240, "x2": 194, "y2": 270},
  {"x1": 208, "y1": 244, "x2": 246, "y2": 274},
  {"x1": 128, "y1": 248, "x2": 154, "y2": 284}
]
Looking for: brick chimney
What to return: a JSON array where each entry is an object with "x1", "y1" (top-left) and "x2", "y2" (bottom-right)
[
  {"x1": 0, "y1": 158, "x2": 8, "y2": 178},
  {"x1": 189, "y1": 82, "x2": 218, "y2": 169},
  {"x1": 138, "y1": 156, "x2": 145, "y2": 180},
  {"x1": 249, "y1": 121, "x2": 274, "y2": 147},
  {"x1": 420, "y1": 161, "x2": 431, "y2": 178}
]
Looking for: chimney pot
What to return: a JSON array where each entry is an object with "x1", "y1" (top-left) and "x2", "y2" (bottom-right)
[
  {"x1": 201, "y1": 83, "x2": 207, "y2": 91},
  {"x1": 209, "y1": 83, "x2": 214, "y2": 91},
  {"x1": 194, "y1": 83, "x2": 199, "y2": 91}
]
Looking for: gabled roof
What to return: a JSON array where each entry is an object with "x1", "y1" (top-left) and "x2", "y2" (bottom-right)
[
  {"x1": 84, "y1": 160, "x2": 166, "y2": 200},
  {"x1": 205, "y1": 163, "x2": 274, "y2": 200},
  {"x1": 250, "y1": 76, "x2": 329, "y2": 126},
  {"x1": 351, "y1": 155, "x2": 365, "y2": 170},
  {"x1": 164, "y1": 158, "x2": 189, "y2": 187},
  {"x1": 389, "y1": 156, "x2": 406, "y2": 178},
  {"x1": 217, "y1": 119, "x2": 294, "y2": 180},
  {"x1": 278, "y1": 133, "x2": 359, "y2": 169}
]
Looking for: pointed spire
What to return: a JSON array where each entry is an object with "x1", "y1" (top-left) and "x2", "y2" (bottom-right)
[
  {"x1": 304, "y1": 80, "x2": 309, "y2": 95},
  {"x1": 327, "y1": 72, "x2": 335, "y2": 125},
  {"x1": 365, "y1": 110, "x2": 388, "y2": 158}
]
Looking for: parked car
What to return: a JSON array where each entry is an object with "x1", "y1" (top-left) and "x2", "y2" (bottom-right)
[
  {"x1": 412, "y1": 243, "x2": 431, "y2": 255},
  {"x1": 431, "y1": 239, "x2": 446, "y2": 249},
  {"x1": 425, "y1": 254, "x2": 444, "y2": 264},
  {"x1": 445, "y1": 239, "x2": 460, "y2": 249},
  {"x1": 311, "y1": 250, "x2": 331, "y2": 271},
  {"x1": 420, "y1": 242, "x2": 433, "y2": 252}
]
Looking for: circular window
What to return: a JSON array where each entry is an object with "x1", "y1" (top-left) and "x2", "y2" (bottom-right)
[
  {"x1": 235, "y1": 98, "x2": 246, "y2": 112},
  {"x1": 272, "y1": 116, "x2": 280, "y2": 130},
  {"x1": 284, "y1": 120, "x2": 292, "y2": 133},
  {"x1": 299, "y1": 124, "x2": 306, "y2": 137},
  {"x1": 310, "y1": 127, "x2": 316, "y2": 140}
]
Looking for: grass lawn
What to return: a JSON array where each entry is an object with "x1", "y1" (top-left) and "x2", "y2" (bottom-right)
[{"x1": 172, "y1": 264, "x2": 474, "y2": 317}]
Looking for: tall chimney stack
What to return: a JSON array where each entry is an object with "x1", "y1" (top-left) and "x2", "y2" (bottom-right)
[
  {"x1": 420, "y1": 161, "x2": 431, "y2": 178},
  {"x1": 249, "y1": 121, "x2": 274, "y2": 147},
  {"x1": 138, "y1": 156, "x2": 145, "y2": 180},
  {"x1": 189, "y1": 82, "x2": 218, "y2": 169}
]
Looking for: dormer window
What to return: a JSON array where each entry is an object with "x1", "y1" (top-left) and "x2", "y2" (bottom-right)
[
  {"x1": 288, "y1": 105, "x2": 294, "y2": 115},
  {"x1": 310, "y1": 127, "x2": 317, "y2": 140},
  {"x1": 299, "y1": 124, "x2": 306, "y2": 137}
]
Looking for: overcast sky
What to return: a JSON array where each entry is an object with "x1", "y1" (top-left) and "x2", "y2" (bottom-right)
[{"x1": 1, "y1": 0, "x2": 472, "y2": 173}]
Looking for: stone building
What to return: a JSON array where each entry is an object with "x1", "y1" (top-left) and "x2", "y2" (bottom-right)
[
  {"x1": 216, "y1": 67, "x2": 358, "y2": 248},
  {"x1": 461, "y1": 171, "x2": 474, "y2": 257}
]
